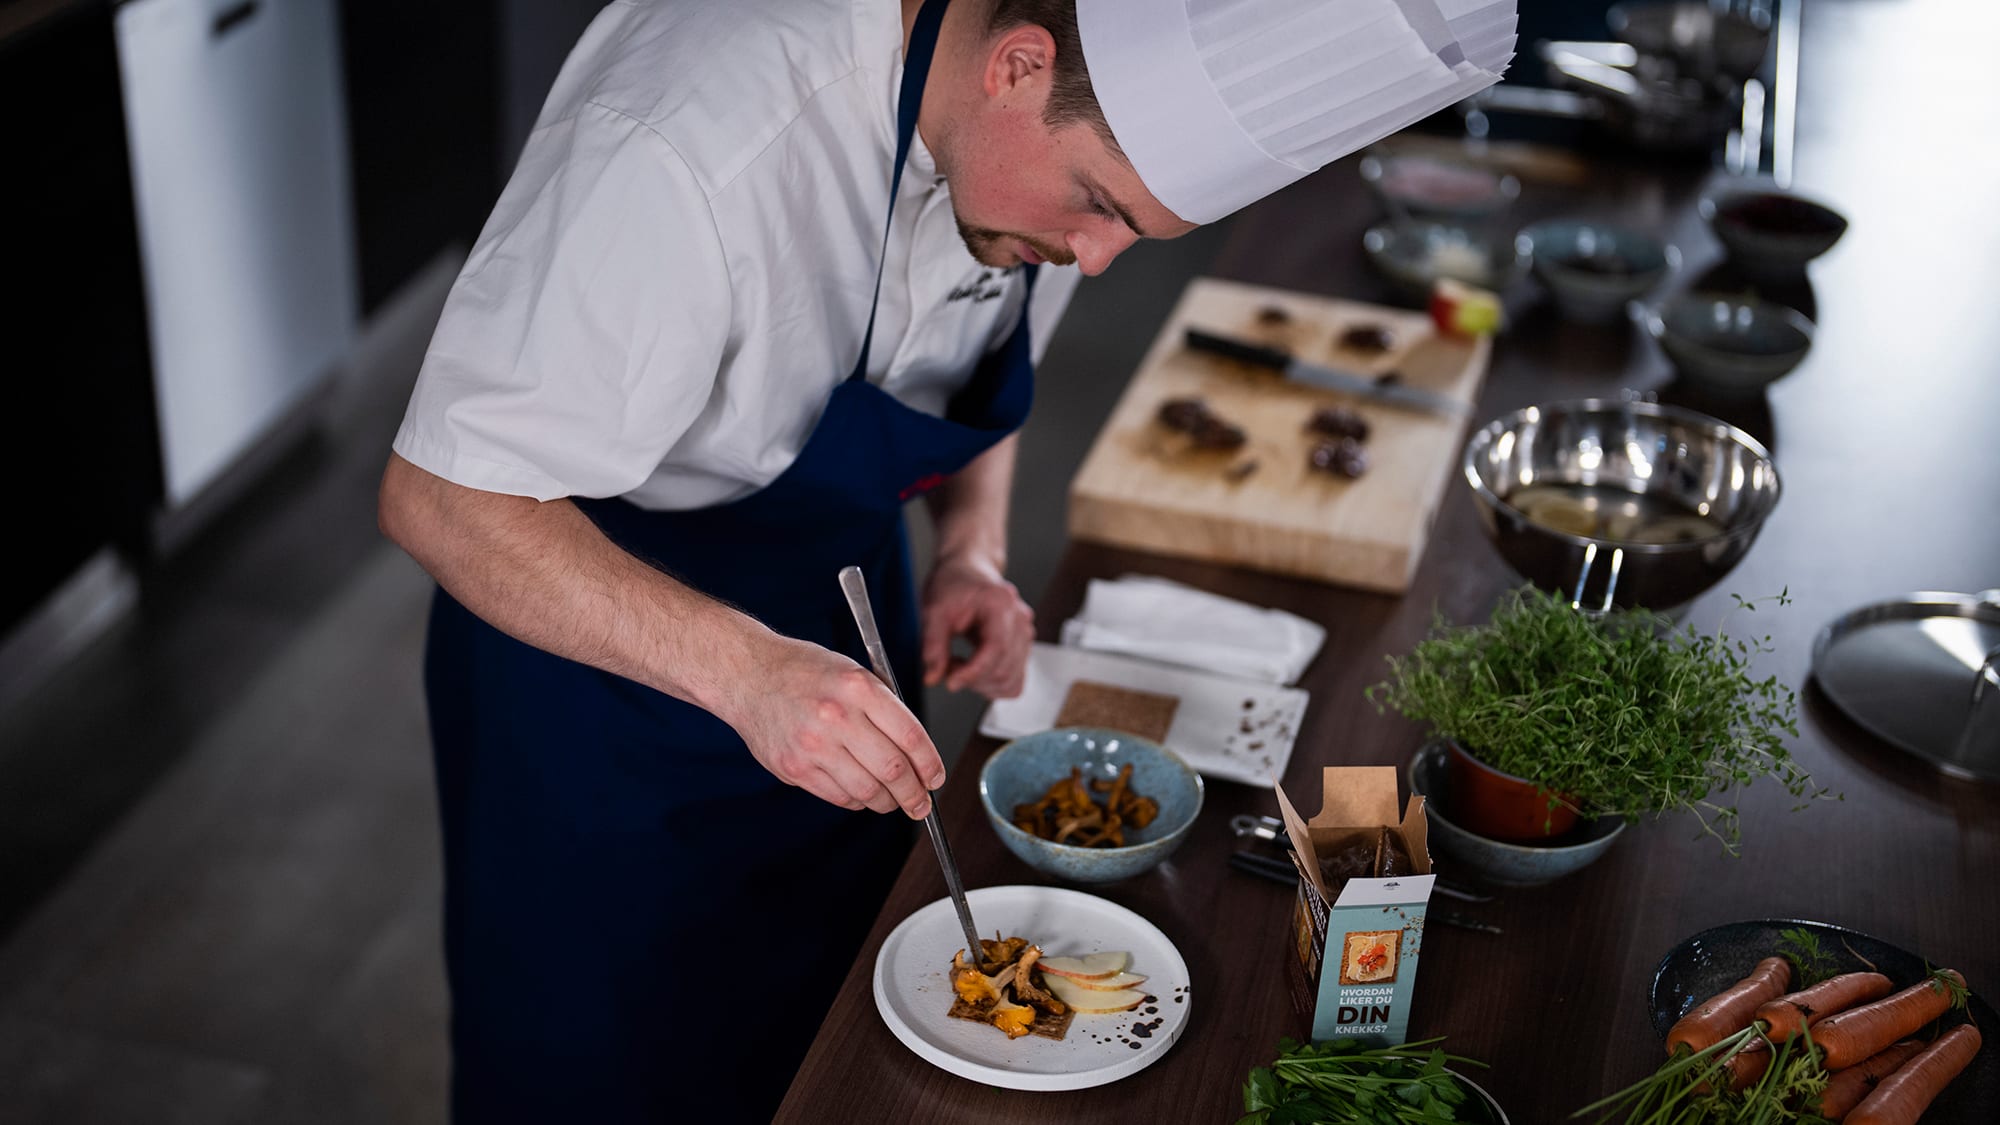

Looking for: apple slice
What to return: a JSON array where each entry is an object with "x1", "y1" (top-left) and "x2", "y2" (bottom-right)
[
  {"x1": 1041, "y1": 973, "x2": 1147, "y2": 1013},
  {"x1": 1071, "y1": 970, "x2": 1147, "y2": 991},
  {"x1": 1037, "y1": 951, "x2": 1130, "y2": 981}
]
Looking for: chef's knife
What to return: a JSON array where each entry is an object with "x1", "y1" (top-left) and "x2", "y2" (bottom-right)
[
  {"x1": 1184, "y1": 326, "x2": 1468, "y2": 417},
  {"x1": 837, "y1": 566, "x2": 987, "y2": 964}
]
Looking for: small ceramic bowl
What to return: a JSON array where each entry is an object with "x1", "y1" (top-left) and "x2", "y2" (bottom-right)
[
  {"x1": 1362, "y1": 219, "x2": 1525, "y2": 302},
  {"x1": 1641, "y1": 292, "x2": 1815, "y2": 395},
  {"x1": 1359, "y1": 151, "x2": 1521, "y2": 221},
  {"x1": 1407, "y1": 741, "x2": 1624, "y2": 887},
  {"x1": 1519, "y1": 220, "x2": 1679, "y2": 324},
  {"x1": 1700, "y1": 188, "x2": 1848, "y2": 280},
  {"x1": 1451, "y1": 1069, "x2": 1512, "y2": 1125},
  {"x1": 979, "y1": 727, "x2": 1203, "y2": 884},
  {"x1": 1609, "y1": 2, "x2": 1773, "y2": 80}
]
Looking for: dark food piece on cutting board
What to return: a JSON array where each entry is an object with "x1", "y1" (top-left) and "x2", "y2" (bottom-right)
[
  {"x1": 1309, "y1": 436, "x2": 1369, "y2": 478},
  {"x1": 1157, "y1": 396, "x2": 1247, "y2": 450},
  {"x1": 1306, "y1": 405, "x2": 1370, "y2": 442},
  {"x1": 1338, "y1": 324, "x2": 1395, "y2": 354}
]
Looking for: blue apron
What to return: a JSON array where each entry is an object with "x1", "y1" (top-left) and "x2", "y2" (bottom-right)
[{"x1": 421, "y1": 1, "x2": 1032, "y2": 1120}]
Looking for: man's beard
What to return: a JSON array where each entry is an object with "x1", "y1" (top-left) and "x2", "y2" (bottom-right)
[{"x1": 955, "y1": 215, "x2": 1076, "y2": 268}]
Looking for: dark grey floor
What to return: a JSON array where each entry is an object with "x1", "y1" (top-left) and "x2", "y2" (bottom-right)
[{"x1": 0, "y1": 224, "x2": 1229, "y2": 1123}]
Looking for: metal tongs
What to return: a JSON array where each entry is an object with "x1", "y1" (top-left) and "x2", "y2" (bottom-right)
[
  {"x1": 838, "y1": 566, "x2": 986, "y2": 962},
  {"x1": 1228, "y1": 814, "x2": 1496, "y2": 903}
]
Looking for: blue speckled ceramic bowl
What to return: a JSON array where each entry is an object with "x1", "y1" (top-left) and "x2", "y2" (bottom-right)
[
  {"x1": 1407, "y1": 741, "x2": 1625, "y2": 887},
  {"x1": 1519, "y1": 220, "x2": 1677, "y2": 324},
  {"x1": 979, "y1": 727, "x2": 1203, "y2": 884},
  {"x1": 1641, "y1": 292, "x2": 1814, "y2": 395}
]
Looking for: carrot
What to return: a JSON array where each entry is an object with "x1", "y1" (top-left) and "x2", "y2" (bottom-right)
[
  {"x1": 1667, "y1": 956, "x2": 1793, "y2": 1055},
  {"x1": 1814, "y1": 1040, "x2": 1925, "y2": 1121},
  {"x1": 1720, "y1": 1039, "x2": 1770, "y2": 1092},
  {"x1": 1756, "y1": 972, "x2": 1894, "y2": 1043},
  {"x1": 1847, "y1": 1024, "x2": 1982, "y2": 1125},
  {"x1": 1813, "y1": 970, "x2": 1967, "y2": 1070}
]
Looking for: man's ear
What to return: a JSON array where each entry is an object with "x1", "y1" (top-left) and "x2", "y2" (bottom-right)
[{"x1": 983, "y1": 23, "x2": 1056, "y2": 99}]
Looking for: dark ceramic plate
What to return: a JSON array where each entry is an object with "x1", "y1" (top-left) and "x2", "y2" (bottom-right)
[{"x1": 1649, "y1": 919, "x2": 1997, "y2": 1122}]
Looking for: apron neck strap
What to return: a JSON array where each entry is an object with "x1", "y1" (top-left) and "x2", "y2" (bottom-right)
[{"x1": 850, "y1": 0, "x2": 949, "y2": 384}]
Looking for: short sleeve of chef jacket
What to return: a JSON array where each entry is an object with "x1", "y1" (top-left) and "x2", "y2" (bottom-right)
[{"x1": 393, "y1": 102, "x2": 729, "y2": 502}]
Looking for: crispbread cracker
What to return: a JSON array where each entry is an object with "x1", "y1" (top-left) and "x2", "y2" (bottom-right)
[
  {"x1": 946, "y1": 996, "x2": 1075, "y2": 1040},
  {"x1": 1337, "y1": 929, "x2": 1402, "y2": 986},
  {"x1": 1054, "y1": 679, "x2": 1179, "y2": 742}
]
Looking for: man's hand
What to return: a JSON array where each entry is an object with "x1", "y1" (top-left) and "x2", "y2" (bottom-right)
[
  {"x1": 714, "y1": 633, "x2": 946, "y2": 819},
  {"x1": 920, "y1": 551, "x2": 1034, "y2": 697},
  {"x1": 378, "y1": 454, "x2": 944, "y2": 821}
]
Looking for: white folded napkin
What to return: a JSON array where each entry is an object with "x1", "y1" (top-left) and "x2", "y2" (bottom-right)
[{"x1": 1058, "y1": 575, "x2": 1326, "y2": 686}]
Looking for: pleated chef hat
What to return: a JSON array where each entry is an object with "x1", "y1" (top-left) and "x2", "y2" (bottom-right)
[{"x1": 1077, "y1": 0, "x2": 1518, "y2": 224}]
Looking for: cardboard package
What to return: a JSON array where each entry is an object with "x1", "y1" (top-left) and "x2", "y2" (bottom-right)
[{"x1": 1274, "y1": 766, "x2": 1435, "y2": 1044}]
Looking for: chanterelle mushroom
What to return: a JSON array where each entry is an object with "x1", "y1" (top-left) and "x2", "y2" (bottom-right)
[
  {"x1": 949, "y1": 951, "x2": 1036, "y2": 1039},
  {"x1": 1009, "y1": 946, "x2": 1066, "y2": 1015},
  {"x1": 950, "y1": 950, "x2": 1017, "y2": 1006}
]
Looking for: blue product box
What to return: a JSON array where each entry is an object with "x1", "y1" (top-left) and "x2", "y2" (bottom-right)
[{"x1": 1274, "y1": 767, "x2": 1435, "y2": 1045}]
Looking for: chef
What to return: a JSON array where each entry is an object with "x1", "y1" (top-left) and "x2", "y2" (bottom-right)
[{"x1": 378, "y1": 0, "x2": 1512, "y2": 1119}]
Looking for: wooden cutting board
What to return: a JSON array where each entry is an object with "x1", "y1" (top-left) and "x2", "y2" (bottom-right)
[{"x1": 1067, "y1": 277, "x2": 1492, "y2": 593}]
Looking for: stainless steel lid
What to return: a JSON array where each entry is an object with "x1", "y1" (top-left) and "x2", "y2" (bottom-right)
[{"x1": 1811, "y1": 591, "x2": 2000, "y2": 782}]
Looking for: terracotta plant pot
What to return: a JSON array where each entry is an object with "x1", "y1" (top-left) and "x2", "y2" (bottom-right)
[{"x1": 1442, "y1": 739, "x2": 1580, "y2": 843}]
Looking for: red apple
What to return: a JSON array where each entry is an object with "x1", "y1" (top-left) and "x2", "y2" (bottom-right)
[{"x1": 1430, "y1": 278, "x2": 1502, "y2": 338}]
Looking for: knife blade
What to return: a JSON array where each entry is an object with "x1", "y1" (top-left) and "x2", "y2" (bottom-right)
[
  {"x1": 837, "y1": 566, "x2": 987, "y2": 964},
  {"x1": 1184, "y1": 326, "x2": 1468, "y2": 417}
]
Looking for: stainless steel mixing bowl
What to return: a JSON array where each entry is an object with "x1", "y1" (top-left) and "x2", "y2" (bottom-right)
[{"x1": 1462, "y1": 400, "x2": 1781, "y2": 610}]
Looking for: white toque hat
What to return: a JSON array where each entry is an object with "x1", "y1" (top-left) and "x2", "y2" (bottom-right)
[{"x1": 1077, "y1": 0, "x2": 1518, "y2": 224}]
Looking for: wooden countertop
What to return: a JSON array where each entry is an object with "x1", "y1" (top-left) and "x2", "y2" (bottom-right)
[{"x1": 776, "y1": 8, "x2": 2000, "y2": 1119}]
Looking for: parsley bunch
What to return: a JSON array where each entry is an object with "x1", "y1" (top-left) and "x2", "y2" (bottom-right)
[
  {"x1": 1239, "y1": 1037, "x2": 1493, "y2": 1124},
  {"x1": 1367, "y1": 585, "x2": 1832, "y2": 854}
]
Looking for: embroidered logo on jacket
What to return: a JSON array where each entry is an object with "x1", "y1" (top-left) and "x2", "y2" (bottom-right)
[{"x1": 946, "y1": 270, "x2": 1009, "y2": 304}]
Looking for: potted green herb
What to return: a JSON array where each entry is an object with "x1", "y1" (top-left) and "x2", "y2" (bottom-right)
[{"x1": 1367, "y1": 584, "x2": 1829, "y2": 854}]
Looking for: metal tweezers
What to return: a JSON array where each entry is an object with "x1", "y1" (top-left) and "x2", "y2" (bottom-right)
[
  {"x1": 1227, "y1": 814, "x2": 1497, "y2": 904},
  {"x1": 1225, "y1": 851, "x2": 1504, "y2": 935}
]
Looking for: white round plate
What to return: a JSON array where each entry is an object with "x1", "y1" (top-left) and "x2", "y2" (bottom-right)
[{"x1": 872, "y1": 884, "x2": 1193, "y2": 1091}]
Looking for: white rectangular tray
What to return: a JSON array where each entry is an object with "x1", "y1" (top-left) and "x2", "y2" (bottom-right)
[{"x1": 978, "y1": 643, "x2": 1308, "y2": 787}]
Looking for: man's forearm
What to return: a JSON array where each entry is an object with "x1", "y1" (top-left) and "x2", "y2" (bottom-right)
[
  {"x1": 926, "y1": 433, "x2": 1017, "y2": 570},
  {"x1": 377, "y1": 453, "x2": 767, "y2": 714}
]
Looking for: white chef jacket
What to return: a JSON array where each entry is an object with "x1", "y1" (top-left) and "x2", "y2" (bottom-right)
[{"x1": 392, "y1": 0, "x2": 1080, "y2": 510}]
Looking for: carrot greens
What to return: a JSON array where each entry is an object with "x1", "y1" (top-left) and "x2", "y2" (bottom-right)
[
  {"x1": 1928, "y1": 966, "x2": 1971, "y2": 1012},
  {"x1": 1575, "y1": 1026, "x2": 1829, "y2": 1125},
  {"x1": 1239, "y1": 1037, "x2": 1491, "y2": 1124},
  {"x1": 1777, "y1": 928, "x2": 1837, "y2": 989}
]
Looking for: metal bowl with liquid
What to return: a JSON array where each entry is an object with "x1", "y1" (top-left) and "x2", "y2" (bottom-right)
[{"x1": 1462, "y1": 400, "x2": 1781, "y2": 610}]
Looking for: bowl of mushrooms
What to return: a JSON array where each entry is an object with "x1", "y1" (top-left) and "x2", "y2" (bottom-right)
[{"x1": 979, "y1": 727, "x2": 1204, "y2": 884}]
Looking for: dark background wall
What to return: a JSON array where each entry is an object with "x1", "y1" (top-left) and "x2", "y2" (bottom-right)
[{"x1": 1, "y1": 2, "x2": 161, "y2": 638}]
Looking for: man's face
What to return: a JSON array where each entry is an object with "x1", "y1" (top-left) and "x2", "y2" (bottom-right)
[{"x1": 932, "y1": 48, "x2": 1196, "y2": 276}]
